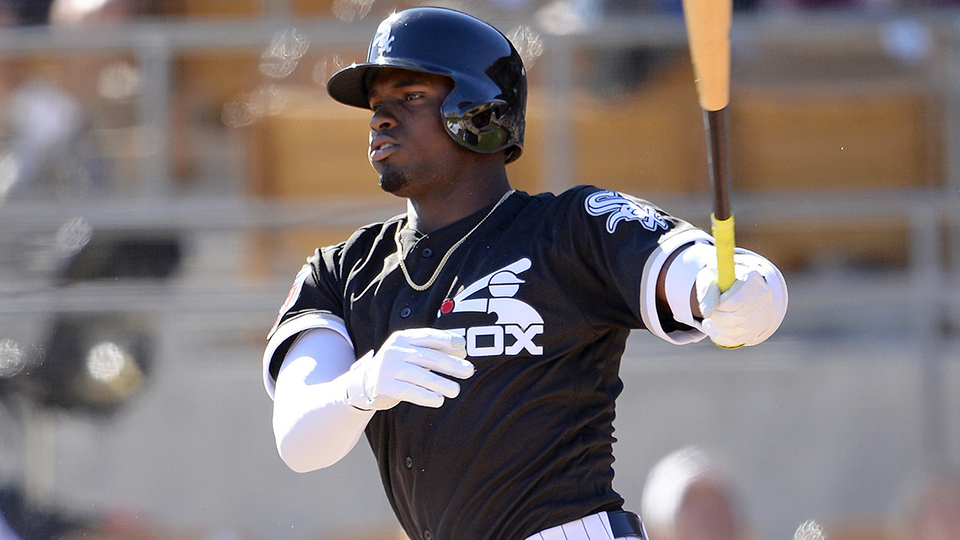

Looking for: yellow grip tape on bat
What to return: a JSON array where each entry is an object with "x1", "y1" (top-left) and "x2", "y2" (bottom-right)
[{"x1": 711, "y1": 213, "x2": 736, "y2": 293}]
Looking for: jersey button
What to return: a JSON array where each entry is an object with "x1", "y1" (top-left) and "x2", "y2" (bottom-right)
[
  {"x1": 421, "y1": 247, "x2": 434, "y2": 258},
  {"x1": 423, "y1": 530, "x2": 433, "y2": 540},
  {"x1": 400, "y1": 307, "x2": 412, "y2": 318},
  {"x1": 405, "y1": 456, "x2": 413, "y2": 469}
]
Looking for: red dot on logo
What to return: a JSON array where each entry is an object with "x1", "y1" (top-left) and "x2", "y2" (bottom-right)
[{"x1": 440, "y1": 300, "x2": 454, "y2": 314}]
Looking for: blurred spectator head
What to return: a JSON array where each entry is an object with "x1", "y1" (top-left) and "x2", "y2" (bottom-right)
[
  {"x1": 641, "y1": 446, "x2": 746, "y2": 540},
  {"x1": 48, "y1": 0, "x2": 153, "y2": 26}
]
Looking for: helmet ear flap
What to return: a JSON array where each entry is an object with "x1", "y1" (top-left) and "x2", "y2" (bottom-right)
[
  {"x1": 471, "y1": 108, "x2": 494, "y2": 130},
  {"x1": 454, "y1": 102, "x2": 523, "y2": 164},
  {"x1": 444, "y1": 100, "x2": 510, "y2": 154}
]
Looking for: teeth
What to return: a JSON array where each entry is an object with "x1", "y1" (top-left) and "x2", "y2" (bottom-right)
[{"x1": 370, "y1": 142, "x2": 397, "y2": 160}]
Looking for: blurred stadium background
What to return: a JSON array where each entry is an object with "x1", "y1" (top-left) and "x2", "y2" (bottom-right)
[{"x1": 0, "y1": 1, "x2": 958, "y2": 540}]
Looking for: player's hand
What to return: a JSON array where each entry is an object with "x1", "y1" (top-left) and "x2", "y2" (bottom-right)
[
  {"x1": 345, "y1": 328, "x2": 474, "y2": 411},
  {"x1": 695, "y1": 253, "x2": 788, "y2": 348}
]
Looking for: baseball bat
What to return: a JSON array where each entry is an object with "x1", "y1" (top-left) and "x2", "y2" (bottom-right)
[{"x1": 681, "y1": 0, "x2": 736, "y2": 292}]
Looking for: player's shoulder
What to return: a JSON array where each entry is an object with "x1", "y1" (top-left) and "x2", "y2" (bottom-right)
[
  {"x1": 525, "y1": 185, "x2": 678, "y2": 237},
  {"x1": 515, "y1": 184, "x2": 604, "y2": 208},
  {"x1": 329, "y1": 214, "x2": 403, "y2": 250},
  {"x1": 313, "y1": 213, "x2": 405, "y2": 265},
  {"x1": 518, "y1": 185, "x2": 647, "y2": 216},
  {"x1": 525, "y1": 184, "x2": 634, "y2": 201}
]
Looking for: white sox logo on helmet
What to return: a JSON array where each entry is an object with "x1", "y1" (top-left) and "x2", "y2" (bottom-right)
[
  {"x1": 438, "y1": 258, "x2": 544, "y2": 358},
  {"x1": 585, "y1": 190, "x2": 669, "y2": 233},
  {"x1": 371, "y1": 23, "x2": 395, "y2": 57}
]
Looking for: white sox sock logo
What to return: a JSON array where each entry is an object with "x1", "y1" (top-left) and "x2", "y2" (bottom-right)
[
  {"x1": 438, "y1": 258, "x2": 544, "y2": 358},
  {"x1": 585, "y1": 190, "x2": 669, "y2": 233}
]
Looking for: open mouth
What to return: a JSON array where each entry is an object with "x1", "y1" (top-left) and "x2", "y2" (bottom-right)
[{"x1": 370, "y1": 140, "x2": 399, "y2": 162}]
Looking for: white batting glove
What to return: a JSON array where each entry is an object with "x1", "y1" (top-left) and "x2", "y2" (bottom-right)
[
  {"x1": 345, "y1": 328, "x2": 474, "y2": 410},
  {"x1": 695, "y1": 252, "x2": 788, "y2": 348}
]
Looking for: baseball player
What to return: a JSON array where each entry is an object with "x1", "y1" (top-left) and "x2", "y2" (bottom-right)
[{"x1": 262, "y1": 7, "x2": 787, "y2": 540}]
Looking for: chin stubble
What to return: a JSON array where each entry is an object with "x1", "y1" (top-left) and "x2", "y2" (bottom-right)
[{"x1": 377, "y1": 167, "x2": 407, "y2": 194}]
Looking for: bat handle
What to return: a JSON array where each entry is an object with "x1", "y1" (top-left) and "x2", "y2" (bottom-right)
[{"x1": 712, "y1": 213, "x2": 736, "y2": 292}]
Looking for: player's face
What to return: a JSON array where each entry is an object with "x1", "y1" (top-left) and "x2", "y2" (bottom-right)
[{"x1": 367, "y1": 68, "x2": 473, "y2": 197}]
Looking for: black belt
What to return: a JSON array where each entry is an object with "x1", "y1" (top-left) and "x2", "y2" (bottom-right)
[{"x1": 607, "y1": 511, "x2": 647, "y2": 540}]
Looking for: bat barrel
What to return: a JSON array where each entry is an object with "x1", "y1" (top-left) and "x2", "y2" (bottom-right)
[{"x1": 681, "y1": 0, "x2": 732, "y2": 112}]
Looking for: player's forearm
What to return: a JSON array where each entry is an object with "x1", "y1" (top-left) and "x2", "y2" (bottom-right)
[
  {"x1": 272, "y1": 372, "x2": 374, "y2": 472},
  {"x1": 272, "y1": 329, "x2": 374, "y2": 473}
]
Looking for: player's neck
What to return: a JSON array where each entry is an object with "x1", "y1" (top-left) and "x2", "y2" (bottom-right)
[{"x1": 406, "y1": 170, "x2": 511, "y2": 234}]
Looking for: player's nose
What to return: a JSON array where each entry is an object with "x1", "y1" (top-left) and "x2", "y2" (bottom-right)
[{"x1": 370, "y1": 105, "x2": 397, "y2": 132}]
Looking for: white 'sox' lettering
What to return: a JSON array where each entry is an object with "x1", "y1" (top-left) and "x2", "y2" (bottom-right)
[{"x1": 440, "y1": 258, "x2": 544, "y2": 358}]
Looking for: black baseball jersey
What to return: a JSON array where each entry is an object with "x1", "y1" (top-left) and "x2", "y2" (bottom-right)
[{"x1": 263, "y1": 185, "x2": 710, "y2": 540}]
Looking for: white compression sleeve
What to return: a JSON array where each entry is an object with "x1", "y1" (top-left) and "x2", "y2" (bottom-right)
[{"x1": 272, "y1": 328, "x2": 374, "y2": 473}]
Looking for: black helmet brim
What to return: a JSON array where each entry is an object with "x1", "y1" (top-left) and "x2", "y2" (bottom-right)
[
  {"x1": 327, "y1": 59, "x2": 451, "y2": 110},
  {"x1": 326, "y1": 63, "x2": 374, "y2": 109}
]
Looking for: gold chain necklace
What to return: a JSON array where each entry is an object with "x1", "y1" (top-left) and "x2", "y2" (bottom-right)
[{"x1": 395, "y1": 190, "x2": 515, "y2": 291}]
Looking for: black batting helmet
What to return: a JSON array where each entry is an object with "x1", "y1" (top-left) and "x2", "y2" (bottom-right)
[{"x1": 326, "y1": 7, "x2": 527, "y2": 163}]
